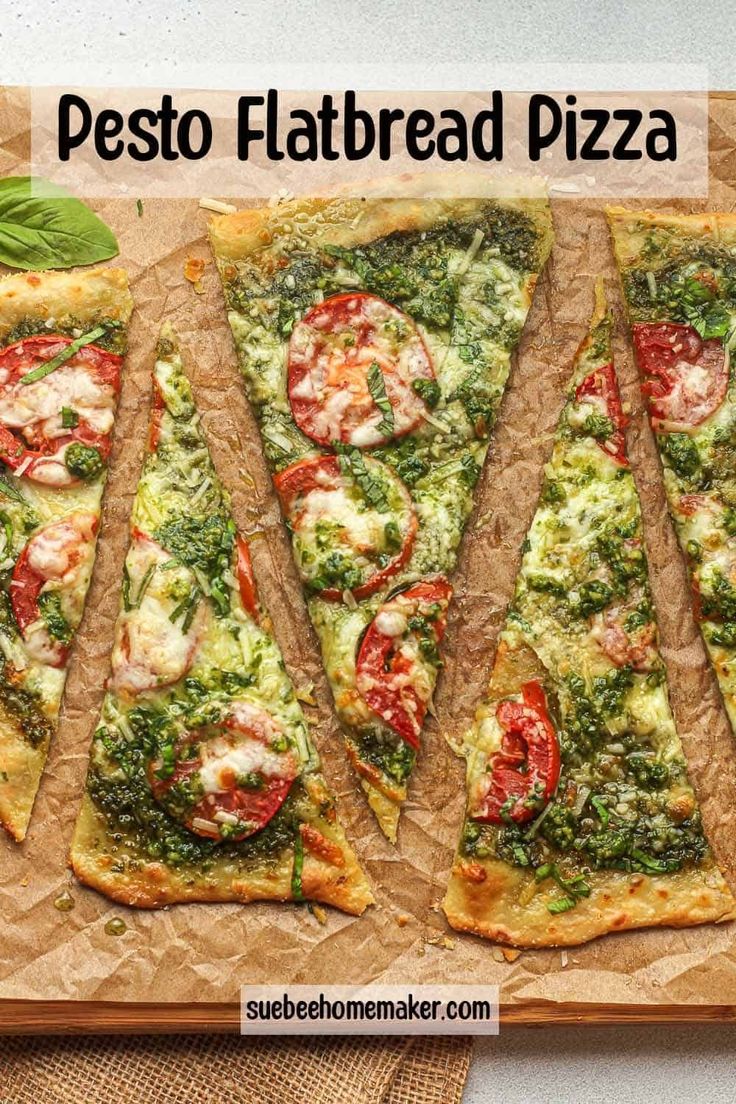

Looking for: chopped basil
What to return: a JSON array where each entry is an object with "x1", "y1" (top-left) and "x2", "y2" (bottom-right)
[
  {"x1": 412, "y1": 378, "x2": 441, "y2": 409},
  {"x1": 335, "y1": 445, "x2": 390, "y2": 512},
  {"x1": 21, "y1": 323, "x2": 116, "y2": 385},
  {"x1": 547, "y1": 896, "x2": 577, "y2": 915},
  {"x1": 367, "y1": 361, "x2": 394, "y2": 437}
]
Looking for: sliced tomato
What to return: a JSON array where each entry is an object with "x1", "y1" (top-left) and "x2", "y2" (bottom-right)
[
  {"x1": 355, "y1": 576, "x2": 452, "y2": 748},
  {"x1": 0, "y1": 335, "x2": 122, "y2": 486},
  {"x1": 148, "y1": 700, "x2": 299, "y2": 841},
  {"x1": 575, "y1": 362, "x2": 628, "y2": 466},
  {"x1": 473, "y1": 681, "x2": 560, "y2": 825},
  {"x1": 288, "y1": 292, "x2": 435, "y2": 449},
  {"x1": 235, "y1": 534, "x2": 259, "y2": 622},
  {"x1": 10, "y1": 512, "x2": 98, "y2": 668},
  {"x1": 274, "y1": 454, "x2": 417, "y2": 601},
  {"x1": 632, "y1": 322, "x2": 728, "y2": 432}
]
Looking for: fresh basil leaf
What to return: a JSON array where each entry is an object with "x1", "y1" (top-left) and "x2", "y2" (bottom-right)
[{"x1": 0, "y1": 176, "x2": 119, "y2": 271}]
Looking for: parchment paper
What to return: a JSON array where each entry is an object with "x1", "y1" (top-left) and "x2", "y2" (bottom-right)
[{"x1": 2, "y1": 87, "x2": 736, "y2": 1008}]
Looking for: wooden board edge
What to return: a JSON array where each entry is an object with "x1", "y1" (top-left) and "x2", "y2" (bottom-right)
[{"x1": 1, "y1": 1000, "x2": 736, "y2": 1034}]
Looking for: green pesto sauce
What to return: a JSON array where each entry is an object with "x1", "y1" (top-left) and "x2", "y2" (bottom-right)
[
  {"x1": 623, "y1": 234, "x2": 736, "y2": 338},
  {"x1": 154, "y1": 513, "x2": 236, "y2": 618}
]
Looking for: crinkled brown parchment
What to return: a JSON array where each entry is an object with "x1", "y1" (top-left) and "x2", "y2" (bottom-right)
[{"x1": 2, "y1": 87, "x2": 736, "y2": 1009}]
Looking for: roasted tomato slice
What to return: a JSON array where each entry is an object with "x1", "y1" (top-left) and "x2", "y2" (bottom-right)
[
  {"x1": 288, "y1": 292, "x2": 435, "y2": 449},
  {"x1": 472, "y1": 680, "x2": 560, "y2": 825},
  {"x1": 355, "y1": 576, "x2": 452, "y2": 747},
  {"x1": 148, "y1": 700, "x2": 299, "y2": 841},
  {"x1": 0, "y1": 335, "x2": 122, "y2": 486},
  {"x1": 632, "y1": 322, "x2": 728, "y2": 432},
  {"x1": 274, "y1": 454, "x2": 417, "y2": 601},
  {"x1": 574, "y1": 362, "x2": 628, "y2": 466},
  {"x1": 109, "y1": 531, "x2": 208, "y2": 696},
  {"x1": 10, "y1": 512, "x2": 98, "y2": 668},
  {"x1": 235, "y1": 534, "x2": 259, "y2": 622}
]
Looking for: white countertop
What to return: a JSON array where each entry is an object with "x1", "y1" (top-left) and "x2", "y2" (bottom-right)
[{"x1": 467, "y1": 1025, "x2": 736, "y2": 1102}]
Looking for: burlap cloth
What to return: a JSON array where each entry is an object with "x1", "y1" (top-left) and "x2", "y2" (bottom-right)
[{"x1": 0, "y1": 1034, "x2": 471, "y2": 1103}]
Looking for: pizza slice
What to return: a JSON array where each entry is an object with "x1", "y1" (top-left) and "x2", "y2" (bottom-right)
[
  {"x1": 0, "y1": 267, "x2": 132, "y2": 842},
  {"x1": 443, "y1": 285, "x2": 734, "y2": 947},
  {"x1": 609, "y1": 208, "x2": 736, "y2": 737},
  {"x1": 210, "y1": 185, "x2": 553, "y2": 841},
  {"x1": 70, "y1": 325, "x2": 372, "y2": 913}
]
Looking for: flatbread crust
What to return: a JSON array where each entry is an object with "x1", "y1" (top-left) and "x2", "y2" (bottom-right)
[
  {"x1": 0, "y1": 266, "x2": 132, "y2": 842},
  {"x1": 69, "y1": 325, "x2": 372, "y2": 915},
  {"x1": 443, "y1": 285, "x2": 736, "y2": 947},
  {"x1": 210, "y1": 180, "x2": 553, "y2": 841}
]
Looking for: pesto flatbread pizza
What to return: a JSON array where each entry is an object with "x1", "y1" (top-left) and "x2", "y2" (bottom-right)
[
  {"x1": 210, "y1": 184, "x2": 553, "y2": 841},
  {"x1": 0, "y1": 267, "x2": 132, "y2": 842},
  {"x1": 443, "y1": 286, "x2": 734, "y2": 947},
  {"x1": 70, "y1": 325, "x2": 372, "y2": 913},
  {"x1": 609, "y1": 208, "x2": 736, "y2": 737}
]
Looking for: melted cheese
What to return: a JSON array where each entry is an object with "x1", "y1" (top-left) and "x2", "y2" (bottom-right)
[{"x1": 109, "y1": 534, "x2": 207, "y2": 695}]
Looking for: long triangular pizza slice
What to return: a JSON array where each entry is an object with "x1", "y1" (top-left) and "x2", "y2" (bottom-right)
[
  {"x1": 210, "y1": 186, "x2": 553, "y2": 840},
  {"x1": 609, "y1": 208, "x2": 736, "y2": 737},
  {"x1": 71, "y1": 326, "x2": 372, "y2": 913},
  {"x1": 0, "y1": 267, "x2": 132, "y2": 841},
  {"x1": 443, "y1": 286, "x2": 734, "y2": 946}
]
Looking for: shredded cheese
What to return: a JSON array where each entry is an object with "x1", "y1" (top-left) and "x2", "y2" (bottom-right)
[{"x1": 198, "y1": 197, "x2": 237, "y2": 215}]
